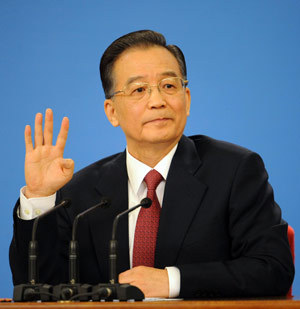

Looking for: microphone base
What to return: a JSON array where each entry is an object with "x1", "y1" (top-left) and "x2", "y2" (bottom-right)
[
  {"x1": 13, "y1": 284, "x2": 52, "y2": 302},
  {"x1": 13, "y1": 282, "x2": 144, "y2": 302},
  {"x1": 53, "y1": 283, "x2": 92, "y2": 301},
  {"x1": 92, "y1": 283, "x2": 144, "y2": 301}
]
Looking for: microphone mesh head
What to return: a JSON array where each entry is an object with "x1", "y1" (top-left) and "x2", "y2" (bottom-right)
[
  {"x1": 140, "y1": 197, "x2": 152, "y2": 208},
  {"x1": 63, "y1": 199, "x2": 72, "y2": 208},
  {"x1": 100, "y1": 196, "x2": 111, "y2": 208}
]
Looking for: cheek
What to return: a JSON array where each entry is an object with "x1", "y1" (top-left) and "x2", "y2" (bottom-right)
[
  {"x1": 118, "y1": 105, "x2": 143, "y2": 127},
  {"x1": 173, "y1": 100, "x2": 189, "y2": 118}
]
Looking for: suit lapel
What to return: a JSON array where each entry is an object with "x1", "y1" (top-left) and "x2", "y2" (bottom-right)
[
  {"x1": 88, "y1": 151, "x2": 130, "y2": 280},
  {"x1": 155, "y1": 136, "x2": 207, "y2": 268}
]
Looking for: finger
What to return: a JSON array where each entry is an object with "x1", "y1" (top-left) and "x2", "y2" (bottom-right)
[
  {"x1": 119, "y1": 275, "x2": 132, "y2": 284},
  {"x1": 44, "y1": 108, "x2": 53, "y2": 145},
  {"x1": 55, "y1": 117, "x2": 69, "y2": 153},
  {"x1": 118, "y1": 269, "x2": 135, "y2": 284},
  {"x1": 34, "y1": 113, "x2": 43, "y2": 147},
  {"x1": 24, "y1": 125, "x2": 33, "y2": 153},
  {"x1": 119, "y1": 266, "x2": 145, "y2": 281},
  {"x1": 62, "y1": 158, "x2": 74, "y2": 170},
  {"x1": 62, "y1": 159, "x2": 75, "y2": 178}
]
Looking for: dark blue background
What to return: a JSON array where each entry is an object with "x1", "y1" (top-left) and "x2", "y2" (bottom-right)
[{"x1": 1, "y1": 0, "x2": 299, "y2": 297}]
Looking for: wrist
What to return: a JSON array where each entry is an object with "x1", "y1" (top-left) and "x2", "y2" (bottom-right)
[{"x1": 24, "y1": 187, "x2": 55, "y2": 199}]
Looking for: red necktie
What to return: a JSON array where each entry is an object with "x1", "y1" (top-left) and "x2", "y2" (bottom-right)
[{"x1": 132, "y1": 169, "x2": 163, "y2": 267}]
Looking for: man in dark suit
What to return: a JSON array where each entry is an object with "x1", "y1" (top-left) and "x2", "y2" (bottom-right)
[{"x1": 10, "y1": 30, "x2": 294, "y2": 298}]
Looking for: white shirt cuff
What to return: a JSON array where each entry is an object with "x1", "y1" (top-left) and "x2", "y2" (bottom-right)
[
  {"x1": 165, "y1": 266, "x2": 180, "y2": 298},
  {"x1": 19, "y1": 186, "x2": 56, "y2": 220}
]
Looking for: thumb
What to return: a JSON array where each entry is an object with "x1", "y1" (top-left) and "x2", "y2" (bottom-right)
[{"x1": 62, "y1": 158, "x2": 74, "y2": 170}]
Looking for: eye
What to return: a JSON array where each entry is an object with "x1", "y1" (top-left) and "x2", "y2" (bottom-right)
[
  {"x1": 160, "y1": 78, "x2": 179, "y2": 93},
  {"x1": 128, "y1": 83, "x2": 148, "y2": 96},
  {"x1": 134, "y1": 87, "x2": 146, "y2": 93},
  {"x1": 131, "y1": 87, "x2": 147, "y2": 97},
  {"x1": 164, "y1": 83, "x2": 176, "y2": 89}
]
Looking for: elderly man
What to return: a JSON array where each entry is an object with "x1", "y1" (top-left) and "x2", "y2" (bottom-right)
[{"x1": 10, "y1": 30, "x2": 294, "y2": 299}]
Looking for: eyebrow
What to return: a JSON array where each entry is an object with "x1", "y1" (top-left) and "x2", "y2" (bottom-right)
[
  {"x1": 159, "y1": 71, "x2": 179, "y2": 78},
  {"x1": 125, "y1": 75, "x2": 145, "y2": 85},
  {"x1": 125, "y1": 71, "x2": 180, "y2": 86}
]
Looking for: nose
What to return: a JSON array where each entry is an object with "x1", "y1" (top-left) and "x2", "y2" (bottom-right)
[{"x1": 147, "y1": 85, "x2": 166, "y2": 109}]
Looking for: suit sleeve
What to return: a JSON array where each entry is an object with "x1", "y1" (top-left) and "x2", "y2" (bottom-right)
[
  {"x1": 178, "y1": 152, "x2": 294, "y2": 298},
  {"x1": 9, "y1": 199, "x2": 70, "y2": 285}
]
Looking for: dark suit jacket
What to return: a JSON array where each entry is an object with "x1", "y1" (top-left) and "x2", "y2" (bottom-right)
[{"x1": 9, "y1": 135, "x2": 294, "y2": 298}]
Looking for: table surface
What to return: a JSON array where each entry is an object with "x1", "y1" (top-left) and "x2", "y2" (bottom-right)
[{"x1": 1, "y1": 297, "x2": 300, "y2": 309}]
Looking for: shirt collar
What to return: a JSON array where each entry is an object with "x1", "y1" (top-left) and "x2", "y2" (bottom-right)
[{"x1": 126, "y1": 144, "x2": 178, "y2": 196}]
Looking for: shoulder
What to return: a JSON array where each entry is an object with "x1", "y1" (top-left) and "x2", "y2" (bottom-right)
[
  {"x1": 188, "y1": 134, "x2": 258, "y2": 158},
  {"x1": 186, "y1": 134, "x2": 265, "y2": 171},
  {"x1": 188, "y1": 134, "x2": 252, "y2": 155}
]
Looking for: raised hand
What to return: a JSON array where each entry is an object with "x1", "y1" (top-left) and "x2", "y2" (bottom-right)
[{"x1": 24, "y1": 108, "x2": 74, "y2": 198}]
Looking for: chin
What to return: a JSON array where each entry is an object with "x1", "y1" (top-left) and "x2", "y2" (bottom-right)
[
  {"x1": 144, "y1": 133, "x2": 179, "y2": 145},
  {"x1": 137, "y1": 126, "x2": 183, "y2": 145}
]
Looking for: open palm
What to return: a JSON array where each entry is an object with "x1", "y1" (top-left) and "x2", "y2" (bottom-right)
[{"x1": 24, "y1": 109, "x2": 74, "y2": 198}]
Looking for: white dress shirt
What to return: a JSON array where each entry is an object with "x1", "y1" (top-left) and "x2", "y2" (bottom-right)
[
  {"x1": 126, "y1": 146, "x2": 180, "y2": 298},
  {"x1": 19, "y1": 144, "x2": 180, "y2": 297}
]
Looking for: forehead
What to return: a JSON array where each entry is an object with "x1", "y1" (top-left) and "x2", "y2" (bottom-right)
[{"x1": 112, "y1": 46, "x2": 182, "y2": 86}]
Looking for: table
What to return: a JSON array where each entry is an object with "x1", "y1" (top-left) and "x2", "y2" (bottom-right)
[{"x1": 1, "y1": 298, "x2": 300, "y2": 309}]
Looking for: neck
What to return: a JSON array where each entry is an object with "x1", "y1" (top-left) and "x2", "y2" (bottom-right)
[{"x1": 127, "y1": 139, "x2": 180, "y2": 168}]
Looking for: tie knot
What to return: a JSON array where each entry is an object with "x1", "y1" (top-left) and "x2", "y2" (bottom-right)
[{"x1": 144, "y1": 169, "x2": 163, "y2": 191}]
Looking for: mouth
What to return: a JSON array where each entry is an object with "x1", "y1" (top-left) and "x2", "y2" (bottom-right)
[{"x1": 144, "y1": 117, "x2": 171, "y2": 125}]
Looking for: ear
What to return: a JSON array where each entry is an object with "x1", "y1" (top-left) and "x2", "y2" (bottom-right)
[
  {"x1": 185, "y1": 87, "x2": 191, "y2": 116},
  {"x1": 104, "y1": 99, "x2": 120, "y2": 127}
]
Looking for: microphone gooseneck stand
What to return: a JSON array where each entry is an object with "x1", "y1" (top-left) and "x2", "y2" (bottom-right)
[
  {"x1": 91, "y1": 197, "x2": 152, "y2": 301},
  {"x1": 13, "y1": 199, "x2": 71, "y2": 302},
  {"x1": 53, "y1": 197, "x2": 111, "y2": 301}
]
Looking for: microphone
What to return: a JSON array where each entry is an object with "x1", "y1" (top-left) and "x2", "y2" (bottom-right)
[
  {"x1": 53, "y1": 197, "x2": 111, "y2": 301},
  {"x1": 30, "y1": 199, "x2": 71, "y2": 284},
  {"x1": 92, "y1": 197, "x2": 152, "y2": 301},
  {"x1": 13, "y1": 199, "x2": 71, "y2": 302},
  {"x1": 110, "y1": 197, "x2": 152, "y2": 284},
  {"x1": 69, "y1": 197, "x2": 110, "y2": 284}
]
